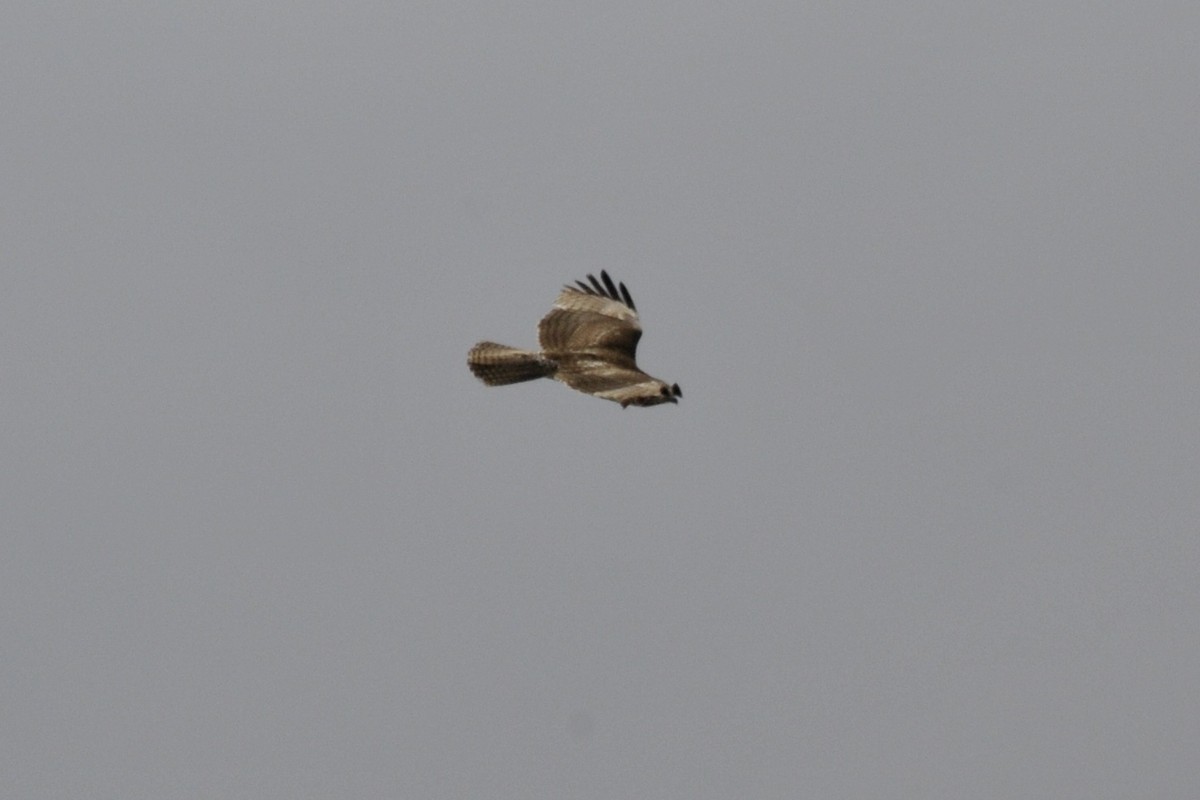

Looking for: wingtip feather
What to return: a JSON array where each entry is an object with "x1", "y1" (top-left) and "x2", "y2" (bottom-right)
[
  {"x1": 600, "y1": 271, "x2": 619, "y2": 300},
  {"x1": 619, "y1": 281, "x2": 635, "y2": 310}
]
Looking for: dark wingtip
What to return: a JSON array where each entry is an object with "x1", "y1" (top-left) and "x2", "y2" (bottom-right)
[
  {"x1": 600, "y1": 270, "x2": 620, "y2": 301},
  {"x1": 571, "y1": 272, "x2": 636, "y2": 310},
  {"x1": 619, "y1": 281, "x2": 635, "y2": 310},
  {"x1": 672, "y1": 383, "x2": 682, "y2": 398}
]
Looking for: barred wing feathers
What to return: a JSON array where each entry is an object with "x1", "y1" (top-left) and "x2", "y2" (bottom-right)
[{"x1": 538, "y1": 272, "x2": 641, "y2": 364}]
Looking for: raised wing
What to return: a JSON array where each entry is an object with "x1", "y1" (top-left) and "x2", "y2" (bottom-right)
[{"x1": 537, "y1": 271, "x2": 642, "y2": 367}]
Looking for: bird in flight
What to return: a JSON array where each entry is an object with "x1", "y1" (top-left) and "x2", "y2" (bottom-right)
[{"x1": 467, "y1": 271, "x2": 682, "y2": 408}]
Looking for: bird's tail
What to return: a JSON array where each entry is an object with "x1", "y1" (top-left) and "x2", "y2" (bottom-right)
[{"x1": 467, "y1": 342, "x2": 556, "y2": 386}]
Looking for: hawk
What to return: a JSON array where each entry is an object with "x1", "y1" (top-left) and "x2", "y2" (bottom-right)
[{"x1": 467, "y1": 271, "x2": 682, "y2": 408}]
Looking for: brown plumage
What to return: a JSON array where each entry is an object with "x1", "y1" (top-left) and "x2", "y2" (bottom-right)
[{"x1": 467, "y1": 271, "x2": 682, "y2": 408}]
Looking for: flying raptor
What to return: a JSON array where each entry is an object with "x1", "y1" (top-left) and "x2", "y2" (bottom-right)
[{"x1": 467, "y1": 271, "x2": 682, "y2": 408}]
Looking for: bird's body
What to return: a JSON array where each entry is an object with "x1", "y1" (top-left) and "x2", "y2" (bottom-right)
[{"x1": 467, "y1": 272, "x2": 681, "y2": 408}]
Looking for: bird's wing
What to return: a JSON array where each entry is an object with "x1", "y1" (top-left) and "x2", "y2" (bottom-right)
[
  {"x1": 553, "y1": 359, "x2": 657, "y2": 397},
  {"x1": 537, "y1": 271, "x2": 641, "y2": 367}
]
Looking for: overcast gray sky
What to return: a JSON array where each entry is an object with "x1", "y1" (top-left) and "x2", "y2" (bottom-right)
[{"x1": 4, "y1": 2, "x2": 1198, "y2": 798}]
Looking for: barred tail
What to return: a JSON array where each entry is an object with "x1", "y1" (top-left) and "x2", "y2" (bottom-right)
[{"x1": 467, "y1": 342, "x2": 556, "y2": 386}]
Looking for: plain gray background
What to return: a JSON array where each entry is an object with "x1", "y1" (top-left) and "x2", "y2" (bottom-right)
[{"x1": 4, "y1": 2, "x2": 1197, "y2": 798}]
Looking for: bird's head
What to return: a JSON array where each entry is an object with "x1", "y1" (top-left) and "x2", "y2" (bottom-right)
[{"x1": 621, "y1": 381, "x2": 682, "y2": 408}]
